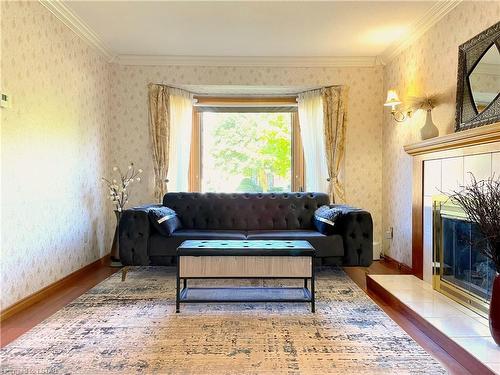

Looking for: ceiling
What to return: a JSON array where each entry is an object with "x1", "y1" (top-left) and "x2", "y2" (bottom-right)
[{"x1": 61, "y1": 1, "x2": 457, "y2": 64}]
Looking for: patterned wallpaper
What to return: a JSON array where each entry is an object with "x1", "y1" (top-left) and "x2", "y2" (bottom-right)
[
  {"x1": 109, "y1": 64, "x2": 384, "y2": 249},
  {"x1": 0, "y1": 1, "x2": 112, "y2": 309},
  {"x1": 1, "y1": 1, "x2": 385, "y2": 310},
  {"x1": 382, "y1": 2, "x2": 500, "y2": 266},
  {"x1": 11, "y1": 0, "x2": 489, "y2": 307},
  {"x1": 3, "y1": 0, "x2": 498, "y2": 309}
]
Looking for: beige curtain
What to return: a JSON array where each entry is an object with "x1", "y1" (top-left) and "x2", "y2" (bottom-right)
[
  {"x1": 148, "y1": 83, "x2": 170, "y2": 202},
  {"x1": 321, "y1": 86, "x2": 348, "y2": 204},
  {"x1": 167, "y1": 88, "x2": 193, "y2": 192},
  {"x1": 297, "y1": 90, "x2": 329, "y2": 193}
]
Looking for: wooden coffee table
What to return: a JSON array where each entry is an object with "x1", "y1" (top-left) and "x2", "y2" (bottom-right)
[{"x1": 176, "y1": 239, "x2": 316, "y2": 313}]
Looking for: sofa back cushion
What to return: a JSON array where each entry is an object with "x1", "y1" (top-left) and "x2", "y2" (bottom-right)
[{"x1": 163, "y1": 192, "x2": 329, "y2": 230}]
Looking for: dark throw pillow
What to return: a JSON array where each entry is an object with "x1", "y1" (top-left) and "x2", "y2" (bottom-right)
[
  {"x1": 148, "y1": 207, "x2": 182, "y2": 236},
  {"x1": 313, "y1": 205, "x2": 345, "y2": 235}
]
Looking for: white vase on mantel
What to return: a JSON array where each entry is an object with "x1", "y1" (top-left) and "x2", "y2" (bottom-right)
[{"x1": 420, "y1": 109, "x2": 439, "y2": 140}]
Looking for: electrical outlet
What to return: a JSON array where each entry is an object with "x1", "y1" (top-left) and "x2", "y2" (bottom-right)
[
  {"x1": 373, "y1": 241, "x2": 381, "y2": 260},
  {"x1": 385, "y1": 227, "x2": 393, "y2": 240},
  {"x1": 0, "y1": 92, "x2": 11, "y2": 108}
]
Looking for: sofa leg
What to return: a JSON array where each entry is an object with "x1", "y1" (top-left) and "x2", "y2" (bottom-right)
[{"x1": 121, "y1": 266, "x2": 129, "y2": 282}]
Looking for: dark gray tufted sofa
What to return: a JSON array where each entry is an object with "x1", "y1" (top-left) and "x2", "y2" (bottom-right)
[{"x1": 119, "y1": 192, "x2": 373, "y2": 267}]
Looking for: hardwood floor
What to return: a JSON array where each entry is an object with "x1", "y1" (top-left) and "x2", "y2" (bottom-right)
[
  {"x1": 0, "y1": 264, "x2": 117, "y2": 348},
  {"x1": 1, "y1": 259, "x2": 470, "y2": 374}
]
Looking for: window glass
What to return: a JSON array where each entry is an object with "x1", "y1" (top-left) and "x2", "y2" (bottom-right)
[{"x1": 201, "y1": 112, "x2": 292, "y2": 193}]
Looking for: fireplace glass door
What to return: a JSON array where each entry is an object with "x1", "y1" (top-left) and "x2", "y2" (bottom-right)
[{"x1": 434, "y1": 199, "x2": 495, "y2": 316}]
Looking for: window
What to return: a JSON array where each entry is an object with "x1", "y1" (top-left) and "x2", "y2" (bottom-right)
[
  {"x1": 202, "y1": 112, "x2": 291, "y2": 192},
  {"x1": 189, "y1": 98, "x2": 304, "y2": 193}
]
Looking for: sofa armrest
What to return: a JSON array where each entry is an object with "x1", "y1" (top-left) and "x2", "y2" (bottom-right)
[
  {"x1": 333, "y1": 207, "x2": 373, "y2": 267},
  {"x1": 119, "y1": 204, "x2": 162, "y2": 266}
]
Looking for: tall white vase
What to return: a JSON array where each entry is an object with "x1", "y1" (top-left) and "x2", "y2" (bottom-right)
[{"x1": 420, "y1": 109, "x2": 439, "y2": 140}]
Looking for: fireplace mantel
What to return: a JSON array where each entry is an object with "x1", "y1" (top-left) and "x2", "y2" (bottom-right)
[
  {"x1": 404, "y1": 121, "x2": 500, "y2": 279},
  {"x1": 404, "y1": 122, "x2": 500, "y2": 156}
]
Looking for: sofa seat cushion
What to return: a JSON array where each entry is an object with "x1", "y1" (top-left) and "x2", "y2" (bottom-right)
[
  {"x1": 247, "y1": 230, "x2": 327, "y2": 239},
  {"x1": 148, "y1": 230, "x2": 246, "y2": 256},
  {"x1": 246, "y1": 230, "x2": 344, "y2": 258},
  {"x1": 149, "y1": 230, "x2": 344, "y2": 258},
  {"x1": 172, "y1": 229, "x2": 247, "y2": 240}
]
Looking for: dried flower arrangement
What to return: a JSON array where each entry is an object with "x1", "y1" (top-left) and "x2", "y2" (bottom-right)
[
  {"x1": 449, "y1": 174, "x2": 500, "y2": 273},
  {"x1": 102, "y1": 163, "x2": 143, "y2": 212},
  {"x1": 407, "y1": 91, "x2": 452, "y2": 112}
]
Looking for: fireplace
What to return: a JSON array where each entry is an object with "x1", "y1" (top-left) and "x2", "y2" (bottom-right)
[{"x1": 433, "y1": 197, "x2": 495, "y2": 317}]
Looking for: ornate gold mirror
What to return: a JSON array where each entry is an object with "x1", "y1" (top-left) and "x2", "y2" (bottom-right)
[{"x1": 455, "y1": 21, "x2": 500, "y2": 131}]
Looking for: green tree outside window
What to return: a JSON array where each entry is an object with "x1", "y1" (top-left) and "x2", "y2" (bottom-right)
[{"x1": 202, "y1": 112, "x2": 292, "y2": 193}]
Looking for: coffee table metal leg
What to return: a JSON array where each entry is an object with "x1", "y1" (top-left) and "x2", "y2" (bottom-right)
[
  {"x1": 176, "y1": 256, "x2": 180, "y2": 313},
  {"x1": 311, "y1": 257, "x2": 315, "y2": 313},
  {"x1": 121, "y1": 266, "x2": 129, "y2": 282}
]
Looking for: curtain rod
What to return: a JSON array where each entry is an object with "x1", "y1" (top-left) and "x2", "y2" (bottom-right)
[
  {"x1": 151, "y1": 82, "x2": 342, "y2": 97},
  {"x1": 193, "y1": 102, "x2": 298, "y2": 108},
  {"x1": 193, "y1": 96, "x2": 299, "y2": 106},
  {"x1": 295, "y1": 85, "x2": 342, "y2": 96}
]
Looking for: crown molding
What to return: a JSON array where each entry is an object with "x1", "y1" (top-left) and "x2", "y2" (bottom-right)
[
  {"x1": 115, "y1": 55, "x2": 381, "y2": 68},
  {"x1": 380, "y1": 0, "x2": 462, "y2": 64},
  {"x1": 38, "y1": 0, "x2": 115, "y2": 62},
  {"x1": 374, "y1": 55, "x2": 387, "y2": 66},
  {"x1": 32, "y1": 1, "x2": 384, "y2": 69},
  {"x1": 37, "y1": 0, "x2": 461, "y2": 69}
]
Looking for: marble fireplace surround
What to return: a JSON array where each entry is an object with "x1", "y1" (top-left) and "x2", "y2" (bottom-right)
[
  {"x1": 404, "y1": 122, "x2": 500, "y2": 282},
  {"x1": 366, "y1": 125, "x2": 500, "y2": 374}
]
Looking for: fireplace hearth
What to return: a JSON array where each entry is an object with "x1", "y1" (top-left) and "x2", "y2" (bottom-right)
[{"x1": 433, "y1": 197, "x2": 495, "y2": 317}]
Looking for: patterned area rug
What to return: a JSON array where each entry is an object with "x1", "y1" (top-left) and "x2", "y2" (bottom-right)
[{"x1": 1, "y1": 267, "x2": 445, "y2": 374}]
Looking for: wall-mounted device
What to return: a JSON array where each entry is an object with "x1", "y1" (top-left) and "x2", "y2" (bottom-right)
[
  {"x1": 0, "y1": 92, "x2": 11, "y2": 108},
  {"x1": 383, "y1": 90, "x2": 412, "y2": 122}
]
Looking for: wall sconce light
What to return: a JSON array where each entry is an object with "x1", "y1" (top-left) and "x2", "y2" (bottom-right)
[{"x1": 384, "y1": 90, "x2": 412, "y2": 122}]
